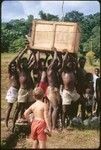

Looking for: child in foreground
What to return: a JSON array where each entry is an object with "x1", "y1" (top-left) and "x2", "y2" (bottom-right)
[{"x1": 24, "y1": 87, "x2": 51, "y2": 149}]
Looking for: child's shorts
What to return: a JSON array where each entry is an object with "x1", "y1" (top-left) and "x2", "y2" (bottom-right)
[
  {"x1": 6, "y1": 86, "x2": 18, "y2": 103},
  {"x1": 30, "y1": 119, "x2": 47, "y2": 141}
]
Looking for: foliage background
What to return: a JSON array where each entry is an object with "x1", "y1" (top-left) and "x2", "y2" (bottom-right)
[{"x1": 1, "y1": 11, "x2": 100, "y2": 59}]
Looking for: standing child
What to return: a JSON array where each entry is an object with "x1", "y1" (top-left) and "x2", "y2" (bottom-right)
[
  {"x1": 60, "y1": 70, "x2": 80, "y2": 129},
  {"x1": 24, "y1": 87, "x2": 51, "y2": 149},
  {"x1": 5, "y1": 57, "x2": 19, "y2": 129}
]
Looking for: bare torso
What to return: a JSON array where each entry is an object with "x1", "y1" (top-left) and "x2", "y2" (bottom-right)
[
  {"x1": 47, "y1": 68, "x2": 59, "y2": 88},
  {"x1": 31, "y1": 101, "x2": 45, "y2": 120},
  {"x1": 62, "y1": 72, "x2": 75, "y2": 91},
  {"x1": 9, "y1": 73, "x2": 19, "y2": 89},
  {"x1": 19, "y1": 71, "x2": 27, "y2": 89}
]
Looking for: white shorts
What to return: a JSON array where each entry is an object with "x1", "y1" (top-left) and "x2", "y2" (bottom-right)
[
  {"x1": 60, "y1": 89, "x2": 80, "y2": 105},
  {"x1": 6, "y1": 86, "x2": 18, "y2": 103}
]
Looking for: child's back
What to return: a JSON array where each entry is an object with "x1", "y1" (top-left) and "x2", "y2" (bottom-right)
[
  {"x1": 30, "y1": 100, "x2": 45, "y2": 120},
  {"x1": 24, "y1": 87, "x2": 51, "y2": 149}
]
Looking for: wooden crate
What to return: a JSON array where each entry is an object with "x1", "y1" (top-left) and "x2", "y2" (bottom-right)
[{"x1": 28, "y1": 20, "x2": 80, "y2": 53}]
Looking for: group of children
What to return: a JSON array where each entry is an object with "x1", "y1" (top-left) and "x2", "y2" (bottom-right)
[{"x1": 5, "y1": 45, "x2": 100, "y2": 148}]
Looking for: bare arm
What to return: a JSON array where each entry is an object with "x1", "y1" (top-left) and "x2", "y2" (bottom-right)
[
  {"x1": 62, "y1": 51, "x2": 68, "y2": 69},
  {"x1": 44, "y1": 104, "x2": 51, "y2": 131},
  {"x1": 48, "y1": 47, "x2": 57, "y2": 69},
  {"x1": 57, "y1": 53, "x2": 62, "y2": 70},
  {"x1": 28, "y1": 51, "x2": 33, "y2": 65},
  {"x1": 8, "y1": 48, "x2": 24, "y2": 67},
  {"x1": 28, "y1": 51, "x2": 37, "y2": 71},
  {"x1": 24, "y1": 105, "x2": 33, "y2": 122},
  {"x1": 59, "y1": 51, "x2": 68, "y2": 74},
  {"x1": 44, "y1": 52, "x2": 50, "y2": 66},
  {"x1": 40, "y1": 71, "x2": 47, "y2": 82},
  {"x1": 37, "y1": 51, "x2": 40, "y2": 63},
  {"x1": 16, "y1": 45, "x2": 28, "y2": 62}
]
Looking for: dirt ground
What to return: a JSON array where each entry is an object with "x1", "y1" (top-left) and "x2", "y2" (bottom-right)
[{"x1": 1, "y1": 53, "x2": 100, "y2": 149}]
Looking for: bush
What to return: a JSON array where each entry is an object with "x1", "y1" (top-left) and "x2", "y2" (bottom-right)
[
  {"x1": 9, "y1": 37, "x2": 26, "y2": 52},
  {"x1": 86, "y1": 50, "x2": 95, "y2": 66}
]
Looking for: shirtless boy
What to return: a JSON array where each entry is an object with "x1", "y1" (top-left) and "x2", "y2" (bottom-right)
[
  {"x1": 5, "y1": 57, "x2": 19, "y2": 129},
  {"x1": 60, "y1": 70, "x2": 80, "y2": 129},
  {"x1": 24, "y1": 87, "x2": 51, "y2": 149},
  {"x1": 12, "y1": 47, "x2": 34, "y2": 132},
  {"x1": 46, "y1": 48, "x2": 60, "y2": 130}
]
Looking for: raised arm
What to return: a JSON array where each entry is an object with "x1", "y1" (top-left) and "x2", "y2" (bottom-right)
[
  {"x1": 57, "y1": 52, "x2": 63, "y2": 70},
  {"x1": 28, "y1": 51, "x2": 33, "y2": 65},
  {"x1": 48, "y1": 47, "x2": 57, "y2": 69},
  {"x1": 28, "y1": 51, "x2": 37, "y2": 71},
  {"x1": 44, "y1": 52, "x2": 50, "y2": 66},
  {"x1": 61, "y1": 51, "x2": 68, "y2": 69},
  {"x1": 16, "y1": 45, "x2": 28, "y2": 62},
  {"x1": 8, "y1": 48, "x2": 24, "y2": 67}
]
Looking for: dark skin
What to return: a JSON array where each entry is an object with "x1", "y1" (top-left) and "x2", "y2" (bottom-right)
[
  {"x1": 37, "y1": 52, "x2": 50, "y2": 93},
  {"x1": 47, "y1": 48, "x2": 61, "y2": 130},
  {"x1": 61, "y1": 72, "x2": 75, "y2": 128},
  {"x1": 59, "y1": 51, "x2": 79, "y2": 128},
  {"x1": 54, "y1": 51, "x2": 69, "y2": 128},
  {"x1": 94, "y1": 68, "x2": 99, "y2": 77},
  {"x1": 5, "y1": 48, "x2": 25, "y2": 129},
  {"x1": 12, "y1": 46, "x2": 34, "y2": 132},
  {"x1": 31, "y1": 51, "x2": 49, "y2": 88},
  {"x1": 47, "y1": 48, "x2": 60, "y2": 88},
  {"x1": 76, "y1": 57, "x2": 87, "y2": 95},
  {"x1": 96, "y1": 77, "x2": 100, "y2": 116},
  {"x1": 76, "y1": 57, "x2": 87, "y2": 121},
  {"x1": 30, "y1": 51, "x2": 39, "y2": 87},
  {"x1": 84, "y1": 73, "x2": 94, "y2": 117},
  {"x1": 37, "y1": 51, "x2": 49, "y2": 82},
  {"x1": 5, "y1": 57, "x2": 20, "y2": 129}
]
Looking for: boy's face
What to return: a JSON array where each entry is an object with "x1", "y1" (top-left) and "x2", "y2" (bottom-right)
[{"x1": 95, "y1": 69, "x2": 99, "y2": 76}]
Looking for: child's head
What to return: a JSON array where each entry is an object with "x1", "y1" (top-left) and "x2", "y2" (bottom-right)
[
  {"x1": 33, "y1": 87, "x2": 44, "y2": 100},
  {"x1": 94, "y1": 68, "x2": 100, "y2": 76}
]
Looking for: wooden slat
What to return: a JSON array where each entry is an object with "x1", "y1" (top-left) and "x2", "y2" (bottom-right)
[
  {"x1": 31, "y1": 21, "x2": 36, "y2": 46},
  {"x1": 30, "y1": 20, "x2": 80, "y2": 53},
  {"x1": 51, "y1": 23, "x2": 56, "y2": 48}
]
